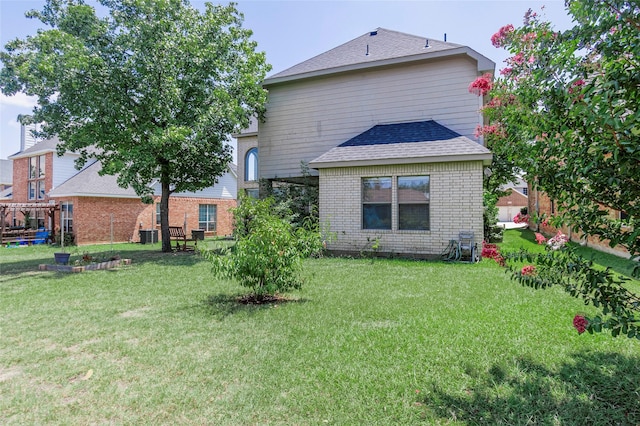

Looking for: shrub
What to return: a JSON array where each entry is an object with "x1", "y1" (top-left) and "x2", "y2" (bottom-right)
[{"x1": 205, "y1": 195, "x2": 324, "y2": 297}]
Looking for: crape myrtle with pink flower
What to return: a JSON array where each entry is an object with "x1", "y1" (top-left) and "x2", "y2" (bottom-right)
[{"x1": 472, "y1": 0, "x2": 640, "y2": 338}]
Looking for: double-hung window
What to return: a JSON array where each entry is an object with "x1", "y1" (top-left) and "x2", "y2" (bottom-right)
[
  {"x1": 28, "y1": 155, "x2": 46, "y2": 200},
  {"x1": 362, "y1": 177, "x2": 392, "y2": 230},
  {"x1": 198, "y1": 204, "x2": 217, "y2": 232},
  {"x1": 398, "y1": 176, "x2": 430, "y2": 230},
  {"x1": 61, "y1": 202, "x2": 73, "y2": 233},
  {"x1": 362, "y1": 175, "x2": 430, "y2": 231}
]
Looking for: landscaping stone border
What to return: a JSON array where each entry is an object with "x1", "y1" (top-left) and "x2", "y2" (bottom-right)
[{"x1": 39, "y1": 258, "x2": 131, "y2": 273}]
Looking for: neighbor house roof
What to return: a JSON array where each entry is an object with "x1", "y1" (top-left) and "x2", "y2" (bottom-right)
[
  {"x1": 8, "y1": 137, "x2": 61, "y2": 160},
  {"x1": 48, "y1": 160, "x2": 139, "y2": 198},
  {"x1": 49, "y1": 161, "x2": 238, "y2": 199},
  {"x1": 496, "y1": 188, "x2": 528, "y2": 207},
  {"x1": 264, "y1": 28, "x2": 494, "y2": 86},
  {"x1": 309, "y1": 120, "x2": 492, "y2": 168}
]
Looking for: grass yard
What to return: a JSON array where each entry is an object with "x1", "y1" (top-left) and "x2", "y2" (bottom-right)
[{"x1": 1, "y1": 231, "x2": 639, "y2": 425}]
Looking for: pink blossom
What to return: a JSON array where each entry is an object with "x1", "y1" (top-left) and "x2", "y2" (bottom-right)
[
  {"x1": 573, "y1": 315, "x2": 588, "y2": 334},
  {"x1": 511, "y1": 53, "x2": 525, "y2": 65},
  {"x1": 481, "y1": 242, "x2": 505, "y2": 266},
  {"x1": 474, "y1": 124, "x2": 504, "y2": 139},
  {"x1": 500, "y1": 67, "x2": 513, "y2": 76},
  {"x1": 548, "y1": 231, "x2": 569, "y2": 250},
  {"x1": 521, "y1": 265, "x2": 537, "y2": 276},
  {"x1": 513, "y1": 212, "x2": 530, "y2": 224},
  {"x1": 535, "y1": 233, "x2": 547, "y2": 244},
  {"x1": 468, "y1": 73, "x2": 493, "y2": 96},
  {"x1": 522, "y1": 32, "x2": 537, "y2": 43},
  {"x1": 491, "y1": 24, "x2": 515, "y2": 48},
  {"x1": 528, "y1": 55, "x2": 535, "y2": 64},
  {"x1": 568, "y1": 79, "x2": 585, "y2": 94}
]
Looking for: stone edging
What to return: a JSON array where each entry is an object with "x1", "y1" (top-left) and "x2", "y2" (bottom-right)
[{"x1": 39, "y1": 258, "x2": 132, "y2": 273}]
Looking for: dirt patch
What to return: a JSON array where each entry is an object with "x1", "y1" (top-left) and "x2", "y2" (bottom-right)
[
  {"x1": 0, "y1": 366, "x2": 23, "y2": 382},
  {"x1": 119, "y1": 307, "x2": 151, "y2": 318}
]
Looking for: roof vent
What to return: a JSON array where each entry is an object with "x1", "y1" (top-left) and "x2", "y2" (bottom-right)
[
  {"x1": 366, "y1": 44, "x2": 369, "y2": 56},
  {"x1": 424, "y1": 39, "x2": 430, "y2": 48},
  {"x1": 370, "y1": 30, "x2": 377, "y2": 36}
]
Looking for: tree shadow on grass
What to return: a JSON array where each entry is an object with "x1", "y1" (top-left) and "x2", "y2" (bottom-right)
[
  {"x1": 200, "y1": 293, "x2": 309, "y2": 319},
  {"x1": 420, "y1": 351, "x2": 640, "y2": 425}
]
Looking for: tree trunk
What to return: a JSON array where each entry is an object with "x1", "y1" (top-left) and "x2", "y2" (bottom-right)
[{"x1": 160, "y1": 175, "x2": 172, "y2": 253}]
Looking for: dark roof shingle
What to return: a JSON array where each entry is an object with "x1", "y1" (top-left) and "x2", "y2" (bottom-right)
[
  {"x1": 309, "y1": 120, "x2": 492, "y2": 168},
  {"x1": 340, "y1": 120, "x2": 461, "y2": 147}
]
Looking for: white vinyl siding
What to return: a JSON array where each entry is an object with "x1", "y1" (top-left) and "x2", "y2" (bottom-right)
[{"x1": 260, "y1": 56, "x2": 481, "y2": 180}]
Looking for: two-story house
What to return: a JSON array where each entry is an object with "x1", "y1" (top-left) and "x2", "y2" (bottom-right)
[
  {"x1": 237, "y1": 28, "x2": 494, "y2": 257},
  {"x1": 2, "y1": 131, "x2": 237, "y2": 245}
]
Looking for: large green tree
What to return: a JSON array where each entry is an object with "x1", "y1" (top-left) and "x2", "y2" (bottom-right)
[
  {"x1": 1, "y1": 0, "x2": 270, "y2": 252},
  {"x1": 472, "y1": 0, "x2": 639, "y2": 256}
]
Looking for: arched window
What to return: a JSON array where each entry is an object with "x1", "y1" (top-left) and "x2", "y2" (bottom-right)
[{"x1": 245, "y1": 148, "x2": 258, "y2": 182}]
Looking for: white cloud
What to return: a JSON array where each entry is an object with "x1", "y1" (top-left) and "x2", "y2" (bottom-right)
[
  {"x1": 0, "y1": 92, "x2": 38, "y2": 108},
  {"x1": 6, "y1": 118, "x2": 21, "y2": 129}
]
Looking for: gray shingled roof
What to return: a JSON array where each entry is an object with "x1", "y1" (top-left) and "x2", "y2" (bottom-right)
[
  {"x1": 265, "y1": 28, "x2": 494, "y2": 85},
  {"x1": 48, "y1": 160, "x2": 139, "y2": 198},
  {"x1": 8, "y1": 137, "x2": 60, "y2": 159},
  {"x1": 309, "y1": 120, "x2": 492, "y2": 168}
]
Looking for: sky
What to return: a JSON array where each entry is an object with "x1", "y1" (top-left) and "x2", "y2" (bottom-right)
[{"x1": 0, "y1": 0, "x2": 576, "y2": 160}]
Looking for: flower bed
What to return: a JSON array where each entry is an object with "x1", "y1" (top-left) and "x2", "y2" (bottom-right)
[{"x1": 39, "y1": 258, "x2": 131, "y2": 273}]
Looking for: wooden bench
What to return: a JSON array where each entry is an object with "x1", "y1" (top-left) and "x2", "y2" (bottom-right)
[
  {"x1": 168, "y1": 226, "x2": 196, "y2": 251},
  {"x1": 2, "y1": 229, "x2": 49, "y2": 245}
]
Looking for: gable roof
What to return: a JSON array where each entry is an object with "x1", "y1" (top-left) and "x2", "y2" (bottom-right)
[
  {"x1": 49, "y1": 161, "x2": 238, "y2": 199},
  {"x1": 49, "y1": 160, "x2": 139, "y2": 198},
  {"x1": 8, "y1": 137, "x2": 61, "y2": 160},
  {"x1": 309, "y1": 120, "x2": 492, "y2": 169},
  {"x1": 265, "y1": 28, "x2": 494, "y2": 86},
  {"x1": 496, "y1": 188, "x2": 528, "y2": 207}
]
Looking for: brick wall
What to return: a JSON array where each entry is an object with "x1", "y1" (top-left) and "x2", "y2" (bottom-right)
[
  {"x1": 57, "y1": 196, "x2": 236, "y2": 245},
  {"x1": 319, "y1": 161, "x2": 485, "y2": 257},
  {"x1": 11, "y1": 153, "x2": 54, "y2": 204},
  {"x1": 529, "y1": 188, "x2": 630, "y2": 258}
]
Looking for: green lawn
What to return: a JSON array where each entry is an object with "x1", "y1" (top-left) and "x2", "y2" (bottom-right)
[{"x1": 1, "y1": 232, "x2": 638, "y2": 425}]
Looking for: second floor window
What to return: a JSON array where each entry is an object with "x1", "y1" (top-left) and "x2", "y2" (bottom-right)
[
  {"x1": 245, "y1": 148, "x2": 258, "y2": 182},
  {"x1": 28, "y1": 155, "x2": 46, "y2": 200}
]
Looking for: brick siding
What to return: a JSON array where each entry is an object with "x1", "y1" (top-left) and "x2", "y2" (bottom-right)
[
  {"x1": 319, "y1": 161, "x2": 485, "y2": 257},
  {"x1": 55, "y1": 196, "x2": 236, "y2": 245},
  {"x1": 529, "y1": 188, "x2": 630, "y2": 257}
]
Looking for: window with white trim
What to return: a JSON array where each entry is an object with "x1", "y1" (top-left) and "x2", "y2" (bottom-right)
[
  {"x1": 28, "y1": 155, "x2": 46, "y2": 200},
  {"x1": 198, "y1": 204, "x2": 217, "y2": 232}
]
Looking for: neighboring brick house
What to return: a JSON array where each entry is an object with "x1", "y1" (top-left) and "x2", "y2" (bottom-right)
[
  {"x1": 529, "y1": 188, "x2": 632, "y2": 258},
  {"x1": 5, "y1": 137, "x2": 236, "y2": 245},
  {"x1": 236, "y1": 28, "x2": 494, "y2": 257}
]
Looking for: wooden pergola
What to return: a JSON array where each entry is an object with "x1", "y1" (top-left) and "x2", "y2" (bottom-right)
[{"x1": 0, "y1": 202, "x2": 59, "y2": 244}]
